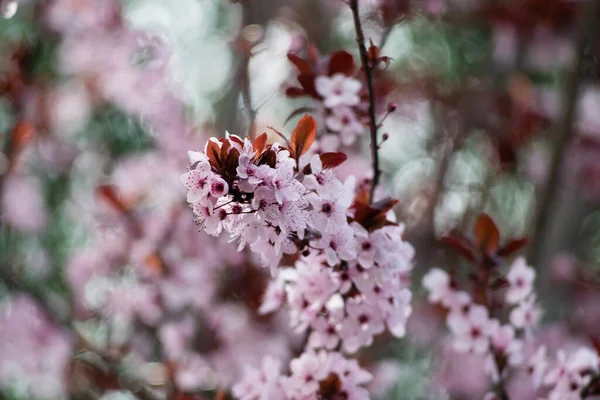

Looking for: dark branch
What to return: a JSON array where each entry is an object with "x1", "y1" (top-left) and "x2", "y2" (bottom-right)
[{"x1": 349, "y1": 0, "x2": 381, "y2": 204}]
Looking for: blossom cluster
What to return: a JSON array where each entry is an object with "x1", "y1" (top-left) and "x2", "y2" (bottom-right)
[
  {"x1": 233, "y1": 351, "x2": 372, "y2": 400},
  {"x1": 260, "y1": 229, "x2": 413, "y2": 355},
  {"x1": 286, "y1": 51, "x2": 368, "y2": 150},
  {"x1": 181, "y1": 116, "x2": 415, "y2": 398},
  {"x1": 423, "y1": 256, "x2": 600, "y2": 399}
]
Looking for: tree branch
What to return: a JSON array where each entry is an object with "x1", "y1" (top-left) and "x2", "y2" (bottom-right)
[
  {"x1": 527, "y1": 0, "x2": 600, "y2": 269},
  {"x1": 349, "y1": 0, "x2": 381, "y2": 204}
]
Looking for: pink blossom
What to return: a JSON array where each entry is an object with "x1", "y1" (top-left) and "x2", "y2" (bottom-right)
[
  {"x1": 311, "y1": 225, "x2": 357, "y2": 266},
  {"x1": 1, "y1": 175, "x2": 48, "y2": 233},
  {"x1": 527, "y1": 346, "x2": 549, "y2": 389},
  {"x1": 286, "y1": 351, "x2": 331, "y2": 397},
  {"x1": 448, "y1": 304, "x2": 493, "y2": 355},
  {"x1": 505, "y1": 257, "x2": 535, "y2": 304},
  {"x1": 233, "y1": 355, "x2": 285, "y2": 400},
  {"x1": 315, "y1": 74, "x2": 362, "y2": 108},
  {"x1": 325, "y1": 106, "x2": 366, "y2": 146},
  {"x1": 510, "y1": 295, "x2": 542, "y2": 333},
  {"x1": 422, "y1": 268, "x2": 455, "y2": 305},
  {"x1": 180, "y1": 161, "x2": 212, "y2": 203}
]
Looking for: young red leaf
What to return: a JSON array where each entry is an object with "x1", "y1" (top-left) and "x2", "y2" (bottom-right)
[
  {"x1": 319, "y1": 152, "x2": 347, "y2": 169},
  {"x1": 319, "y1": 373, "x2": 343, "y2": 399},
  {"x1": 290, "y1": 114, "x2": 317, "y2": 159},
  {"x1": 328, "y1": 50, "x2": 355, "y2": 76},
  {"x1": 220, "y1": 139, "x2": 232, "y2": 162},
  {"x1": 367, "y1": 42, "x2": 380, "y2": 63},
  {"x1": 224, "y1": 148, "x2": 240, "y2": 179},
  {"x1": 352, "y1": 199, "x2": 397, "y2": 231},
  {"x1": 354, "y1": 188, "x2": 370, "y2": 205},
  {"x1": 253, "y1": 132, "x2": 268, "y2": 155},
  {"x1": 206, "y1": 139, "x2": 221, "y2": 170},
  {"x1": 287, "y1": 53, "x2": 312, "y2": 75},
  {"x1": 371, "y1": 197, "x2": 399, "y2": 213},
  {"x1": 497, "y1": 237, "x2": 529, "y2": 257},
  {"x1": 228, "y1": 134, "x2": 244, "y2": 147},
  {"x1": 285, "y1": 86, "x2": 306, "y2": 97},
  {"x1": 474, "y1": 213, "x2": 500, "y2": 254},
  {"x1": 144, "y1": 253, "x2": 165, "y2": 275},
  {"x1": 257, "y1": 148, "x2": 276, "y2": 168},
  {"x1": 96, "y1": 185, "x2": 128, "y2": 214},
  {"x1": 441, "y1": 236, "x2": 477, "y2": 262},
  {"x1": 11, "y1": 120, "x2": 34, "y2": 149},
  {"x1": 297, "y1": 74, "x2": 319, "y2": 98}
]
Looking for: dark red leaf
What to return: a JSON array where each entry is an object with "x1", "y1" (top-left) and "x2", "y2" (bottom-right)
[
  {"x1": 290, "y1": 114, "x2": 317, "y2": 159},
  {"x1": 285, "y1": 86, "x2": 306, "y2": 97},
  {"x1": 253, "y1": 132, "x2": 268, "y2": 154},
  {"x1": 257, "y1": 148, "x2": 276, "y2": 168},
  {"x1": 96, "y1": 185, "x2": 128, "y2": 214},
  {"x1": 442, "y1": 235, "x2": 477, "y2": 262},
  {"x1": 11, "y1": 120, "x2": 34, "y2": 149},
  {"x1": 367, "y1": 42, "x2": 380, "y2": 63},
  {"x1": 287, "y1": 53, "x2": 312, "y2": 75},
  {"x1": 354, "y1": 188, "x2": 370, "y2": 205},
  {"x1": 297, "y1": 74, "x2": 319, "y2": 98},
  {"x1": 319, "y1": 152, "x2": 348, "y2": 169},
  {"x1": 352, "y1": 200, "x2": 396, "y2": 231},
  {"x1": 220, "y1": 139, "x2": 231, "y2": 162},
  {"x1": 371, "y1": 197, "x2": 399, "y2": 213},
  {"x1": 228, "y1": 134, "x2": 244, "y2": 147},
  {"x1": 224, "y1": 148, "x2": 240, "y2": 178},
  {"x1": 319, "y1": 373, "x2": 342, "y2": 398},
  {"x1": 215, "y1": 390, "x2": 228, "y2": 400},
  {"x1": 379, "y1": 56, "x2": 392, "y2": 70},
  {"x1": 328, "y1": 50, "x2": 355, "y2": 76},
  {"x1": 206, "y1": 139, "x2": 221, "y2": 170},
  {"x1": 474, "y1": 213, "x2": 500, "y2": 254},
  {"x1": 497, "y1": 237, "x2": 529, "y2": 257}
]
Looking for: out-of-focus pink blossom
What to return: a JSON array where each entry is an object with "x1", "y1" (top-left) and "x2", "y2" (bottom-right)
[
  {"x1": 0, "y1": 294, "x2": 72, "y2": 399},
  {"x1": 315, "y1": 74, "x2": 362, "y2": 108},
  {"x1": 1, "y1": 175, "x2": 47, "y2": 232},
  {"x1": 505, "y1": 257, "x2": 535, "y2": 305}
]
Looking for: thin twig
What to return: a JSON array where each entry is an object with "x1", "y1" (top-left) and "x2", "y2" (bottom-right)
[
  {"x1": 349, "y1": 0, "x2": 381, "y2": 204},
  {"x1": 527, "y1": 0, "x2": 600, "y2": 269}
]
